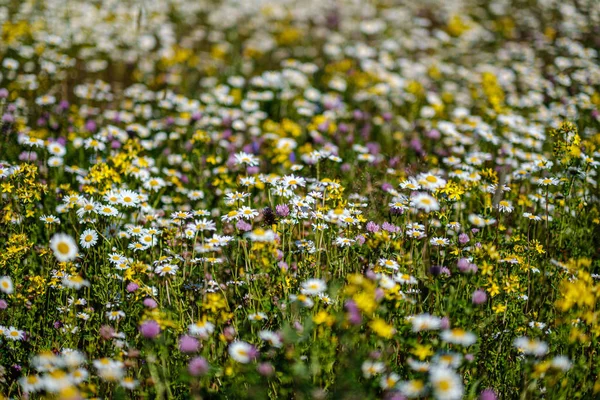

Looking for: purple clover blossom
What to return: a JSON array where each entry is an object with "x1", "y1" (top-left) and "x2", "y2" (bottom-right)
[
  {"x1": 317, "y1": 121, "x2": 329, "y2": 132},
  {"x1": 381, "y1": 182, "x2": 393, "y2": 192},
  {"x1": 457, "y1": 258, "x2": 470, "y2": 272},
  {"x1": 355, "y1": 235, "x2": 365, "y2": 245},
  {"x1": 278, "y1": 261, "x2": 288, "y2": 272},
  {"x1": 19, "y1": 152, "x2": 37, "y2": 161},
  {"x1": 143, "y1": 298, "x2": 158, "y2": 309},
  {"x1": 426, "y1": 129, "x2": 441, "y2": 139},
  {"x1": 85, "y1": 120, "x2": 97, "y2": 132},
  {"x1": 2, "y1": 113, "x2": 14, "y2": 123},
  {"x1": 345, "y1": 299, "x2": 362, "y2": 325},
  {"x1": 236, "y1": 220, "x2": 252, "y2": 232},
  {"x1": 366, "y1": 142, "x2": 380, "y2": 155},
  {"x1": 257, "y1": 362, "x2": 275, "y2": 376},
  {"x1": 479, "y1": 389, "x2": 498, "y2": 400},
  {"x1": 312, "y1": 132, "x2": 325, "y2": 144},
  {"x1": 410, "y1": 138, "x2": 423, "y2": 153},
  {"x1": 58, "y1": 100, "x2": 69, "y2": 111},
  {"x1": 275, "y1": 204, "x2": 290, "y2": 217},
  {"x1": 99, "y1": 325, "x2": 115, "y2": 340},
  {"x1": 472, "y1": 290, "x2": 487, "y2": 305},
  {"x1": 366, "y1": 221, "x2": 380, "y2": 233},
  {"x1": 188, "y1": 357, "x2": 209, "y2": 376},
  {"x1": 459, "y1": 233, "x2": 470, "y2": 244},
  {"x1": 381, "y1": 222, "x2": 400, "y2": 233},
  {"x1": 179, "y1": 335, "x2": 200, "y2": 353},
  {"x1": 223, "y1": 326, "x2": 236, "y2": 341},
  {"x1": 126, "y1": 282, "x2": 139, "y2": 292},
  {"x1": 139, "y1": 320, "x2": 161, "y2": 339},
  {"x1": 365, "y1": 269, "x2": 377, "y2": 280}
]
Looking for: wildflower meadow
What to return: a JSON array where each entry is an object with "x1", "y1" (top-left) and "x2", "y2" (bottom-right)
[{"x1": 0, "y1": 0, "x2": 599, "y2": 398}]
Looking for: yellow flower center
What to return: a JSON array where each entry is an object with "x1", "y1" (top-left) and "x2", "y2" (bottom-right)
[
  {"x1": 438, "y1": 379, "x2": 451, "y2": 391},
  {"x1": 57, "y1": 242, "x2": 70, "y2": 254}
]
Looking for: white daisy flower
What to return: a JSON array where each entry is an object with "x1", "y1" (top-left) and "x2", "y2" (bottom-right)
[
  {"x1": 429, "y1": 366, "x2": 464, "y2": 400},
  {"x1": 79, "y1": 229, "x2": 99, "y2": 249},
  {"x1": 189, "y1": 320, "x2": 215, "y2": 338},
  {"x1": 5, "y1": 326, "x2": 25, "y2": 341},
  {"x1": 228, "y1": 341, "x2": 255, "y2": 363},
  {"x1": 0, "y1": 276, "x2": 14, "y2": 294},
  {"x1": 440, "y1": 328, "x2": 477, "y2": 346},
  {"x1": 410, "y1": 193, "x2": 440, "y2": 213},
  {"x1": 361, "y1": 360, "x2": 384, "y2": 378},
  {"x1": 50, "y1": 233, "x2": 78, "y2": 262},
  {"x1": 300, "y1": 278, "x2": 327, "y2": 295}
]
